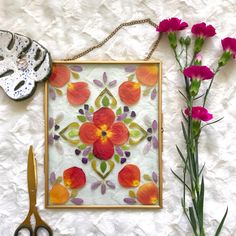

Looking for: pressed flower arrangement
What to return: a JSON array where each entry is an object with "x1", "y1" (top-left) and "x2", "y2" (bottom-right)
[{"x1": 157, "y1": 17, "x2": 236, "y2": 235}]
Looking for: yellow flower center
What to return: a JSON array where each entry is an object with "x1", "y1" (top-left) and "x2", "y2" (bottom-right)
[
  {"x1": 151, "y1": 197, "x2": 158, "y2": 204},
  {"x1": 96, "y1": 124, "x2": 112, "y2": 142},
  {"x1": 133, "y1": 82, "x2": 140, "y2": 89},
  {"x1": 67, "y1": 82, "x2": 74, "y2": 90},
  {"x1": 132, "y1": 180, "x2": 140, "y2": 187}
]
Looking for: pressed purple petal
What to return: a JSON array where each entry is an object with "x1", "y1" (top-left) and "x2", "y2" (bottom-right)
[
  {"x1": 49, "y1": 87, "x2": 56, "y2": 100},
  {"x1": 125, "y1": 151, "x2": 130, "y2": 157},
  {"x1": 152, "y1": 120, "x2": 158, "y2": 131},
  {"x1": 106, "y1": 180, "x2": 116, "y2": 189},
  {"x1": 103, "y1": 72, "x2": 108, "y2": 84},
  {"x1": 108, "y1": 80, "x2": 117, "y2": 88},
  {"x1": 53, "y1": 134, "x2": 60, "y2": 140},
  {"x1": 124, "y1": 198, "x2": 136, "y2": 204},
  {"x1": 83, "y1": 147, "x2": 91, "y2": 156},
  {"x1": 101, "y1": 183, "x2": 106, "y2": 194},
  {"x1": 54, "y1": 124, "x2": 60, "y2": 131},
  {"x1": 69, "y1": 65, "x2": 83, "y2": 72},
  {"x1": 130, "y1": 111, "x2": 136, "y2": 117},
  {"x1": 48, "y1": 133, "x2": 54, "y2": 145},
  {"x1": 115, "y1": 146, "x2": 124, "y2": 156},
  {"x1": 75, "y1": 149, "x2": 81, "y2": 155},
  {"x1": 85, "y1": 111, "x2": 93, "y2": 121},
  {"x1": 147, "y1": 136, "x2": 152, "y2": 142},
  {"x1": 120, "y1": 158, "x2": 126, "y2": 164},
  {"x1": 91, "y1": 181, "x2": 102, "y2": 190},
  {"x1": 82, "y1": 157, "x2": 88, "y2": 164},
  {"x1": 49, "y1": 117, "x2": 54, "y2": 130},
  {"x1": 152, "y1": 171, "x2": 158, "y2": 183},
  {"x1": 93, "y1": 79, "x2": 103, "y2": 87},
  {"x1": 71, "y1": 198, "x2": 84, "y2": 205},
  {"x1": 50, "y1": 172, "x2": 56, "y2": 184},
  {"x1": 84, "y1": 104, "x2": 89, "y2": 110},
  {"x1": 152, "y1": 136, "x2": 158, "y2": 149},
  {"x1": 151, "y1": 88, "x2": 157, "y2": 100},
  {"x1": 125, "y1": 65, "x2": 136, "y2": 72},
  {"x1": 143, "y1": 142, "x2": 151, "y2": 154},
  {"x1": 79, "y1": 109, "x2": 84, "y2": 114},
  {"x1": 116, "y1": 113, "x2": 127, "y2": 121}
]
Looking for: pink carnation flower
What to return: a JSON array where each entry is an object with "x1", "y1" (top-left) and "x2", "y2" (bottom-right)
[
  {"x1": 185, "y1": 106, "x2": 213, "y2": 122},
  {"x1": 221, "y1": 37, "x2": 236, "y2": 58},
  {"x1": 191, "y1": 22, "x2": 216, "y2": 38},
  {"x1": 156, "y1": 17, "x2": 188, "y2": 32},
  {"x1": 183, "y1": 65, "x2": 214, "y2": 80}
]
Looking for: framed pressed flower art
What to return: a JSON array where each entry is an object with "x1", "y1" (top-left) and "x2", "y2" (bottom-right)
[{"x1": 44, "y1": 61, "x2": 163, "y2": 208}]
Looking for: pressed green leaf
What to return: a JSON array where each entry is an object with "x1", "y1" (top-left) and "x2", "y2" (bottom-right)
[
  {"x1": 56, "y1": 176, "x2": 62, "y2": 183},
  {"x1": 88, "y1": 153, "x2": 94, "y2": 160},
  {"x1": 89, "y1": 106, "x2": 94, "y2": 113},
  {"x1": 129, "y1": 190, "x2": 136, "y2": 198},
  {"x1": 77, "y1": 115, "x2": 86, "y2": 122},
  {"x1": 114, "y1": 154, "x2": 120, "y2": 163},
  {"x1": 189, "y1": 207, "x2": 197, "y2": 233},
  {"x1": 78, "y1": 144, "x2": 86, "y2": 150},
  {"x1": 68, "y1": 129, "x2": 78, "y2": 138},
  {"x1": 71, "y1": 189, "x2": 79, "y2": 198},
  {"x1": 130, "y1": 129, "x2": 141, "y2": 138},
  {"x1": 128, "y1": 74, "x2": 135, "y2": 81},
  {"x1": 124, "y1": 118, "x2": 132, "y2": 124},
  {"x1": 143, "y1": 88, "x2": 151, "y2": 96},
  {"x1": 116, "y1": 107, "x2": 122, "y2": 115},
  {"x1": 72, "y1": 71, "x2": 79, "y2": 79},
  {"x1": 215, "y1": 207, "x2": 228, "y2": 236},
  {"x1": 121, "y1": 145, "x2": 129, "y2": 150},
  {"x1": 55, "y1": 88, "x2": 63, "y2": 96},
  {"x1": 100, "y1": 161, "x2": 107, "y2": 173},
  {"x1": 102, "y1": 96, "x2": 110, "y2": 107},
  {"x1": 143, "y1": 174, "x2": 152, "y2": 181}
]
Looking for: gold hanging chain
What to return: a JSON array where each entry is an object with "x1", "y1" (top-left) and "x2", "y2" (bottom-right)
[{"x1": 62, "y1": 18, "x2": 162, "y2": 61}]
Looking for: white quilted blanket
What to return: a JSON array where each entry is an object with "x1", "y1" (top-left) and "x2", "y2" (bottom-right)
[{"x1": 0, "y1": 0, "x2": 236, "y2": 235}]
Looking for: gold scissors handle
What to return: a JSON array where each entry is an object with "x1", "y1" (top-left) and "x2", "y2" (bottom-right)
[{"x1": 14, "y1": 146, "x2": 53, "y2": 236}]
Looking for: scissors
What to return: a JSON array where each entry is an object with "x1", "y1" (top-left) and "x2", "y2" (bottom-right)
[{"x1": 14, "y1": 146, "x2": 53, "y2": 236}]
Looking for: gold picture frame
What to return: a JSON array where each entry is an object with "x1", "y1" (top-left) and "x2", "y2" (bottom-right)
[{"x1": 44, "y1": 61, "x2": 163, "y2": 209}]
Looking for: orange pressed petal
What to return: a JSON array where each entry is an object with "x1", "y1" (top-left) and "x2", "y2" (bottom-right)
[
  {"x1": 49, "y1": 183, "x2": 70, "y2": 204},
  {"x1": 118, "y1": 164, "x2": 141, "y2": 188},
  {"x1": 63, "y1": 167, "x2": 86, "y2": 189},
  {"x1": 118, "y1": 81, "x2": 141, "y2": 105},
  {"x1": 137, "y1": 182, "x2": 159, "y2": 205},
  {"x1": 136, "y1": 64, "x2": 158, "y2": 87},
  {"x1": 93, "y1": 107, "x2": 115, "y2": 128},
  {"x1": 49, "y1": 65, "x2": 70, "y2": 87},
  {"x1": 109, "y1": 122, "x2": 129, "y2": 145},
  {"x1": 79, "y1": 122, "x2": 99, "y2": 144},
  {"x1": 67, "y1": 82, "x2": 90, "y2": 106},
  {"x1": 93, "y1": 138, "x2": 114, "y2": 160}
]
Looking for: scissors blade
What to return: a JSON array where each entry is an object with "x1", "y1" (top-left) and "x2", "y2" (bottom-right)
[{"x1": 27, "y1": 145, "x2": 37, "y2": 205}]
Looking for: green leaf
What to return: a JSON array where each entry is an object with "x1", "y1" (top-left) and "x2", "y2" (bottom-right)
[
  {"x1": 68, "y1": 129, "x2": 78, "y2": 138},
  {"x1": 143, "y1": 88, "x2": 151, "y2": 96},
  {"x1": 71, "y1": 189, "x2": 79, "y2": 198},
  {"x1": 116, "y1": 107, "x2": 122, "y2": 116},
  {"x1": 130, "y1": 129, "x2": 141, "y2": 138},
  {"x1": 56, "y1": 176, "x2": 62, "y2": 183},
  {"x1": 88, "y1": 153, "x2": 94, "y2": 160},
  {"x1": 129, "y1": 190, "x2": 136, "y2": 198},
  {"x1": 121, "y1": 145, "x2": 129, "y2": 150},
  {"x1": 198, "y1": 177, "x2": 205, "y2": 227},
  {"x1": 55, "y1": 88, "x2": 63, "y2": 96},
  {"x1": 128, "y1": 74, "x2": 135, "y2": 81},
  {"x1": 89, "y1": 106, "x2": 94, "y2": 113},
  {"x1": 181, "y1": 122, "x2": 188, "y2": 142},
  {"x1": 189, "y1": 207, "x2": 197, "y2": 233},
  {"x1": 78, "y1": 144, "x2": 86, "y2": 150},
  {"x1": 72, "y1": 71, "x2": 79, "y2": 79},
  {"x1": 100, "y1": 161, "x2": 107, "y2": 173},
  {"x1": 102, "y1": 96, "x2": 110, "y2": 107},
  {"x1": 124, "y1": 118, "x2": 132, "y2": 124},
  {"x1": 215, "y1": 207, "x2": 228, "y2": 236},
  {"x1": 114, "y1": 154, "x2": 120, "y2": 163},
  {"x1": 143, "y1": 174, "x2": 152, "y2": 181},
  {"x1": 77, "y1": 115, "x2": 86, "y2": 122}
]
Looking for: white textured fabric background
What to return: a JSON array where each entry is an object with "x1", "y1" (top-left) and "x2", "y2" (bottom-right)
[{"x1": 0, "y1": 0, "x2": 236, "y2": 235}]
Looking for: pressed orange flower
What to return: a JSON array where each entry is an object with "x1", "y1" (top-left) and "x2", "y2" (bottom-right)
[
  {"x1": 49, "y1": 183, "x2": 70, "y2": 204},
  {"x1": 67, "y1": 82, "x2": 90, "y2": 105},
  {"x1": 119, "y1": 81, "x2": 141, "y2": 105},
  {"x1": 79, "y1": 107, "x2": 129, "y2": 160},
  {"x1": 63, "y1": 167, "x2": 86, "y2": 189},
  {"x1": 136, "y1": 64, "x2": 158, "y2": 86},
  {"x1": 49, "y1": 65, "x2": 70, "y2": 87},
  {"x1": 118, "y1": 164, "x2": 140, "y2": 188},
  {"x1": 137, "y1": 182, "x2": 158, "y2": 205}
]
